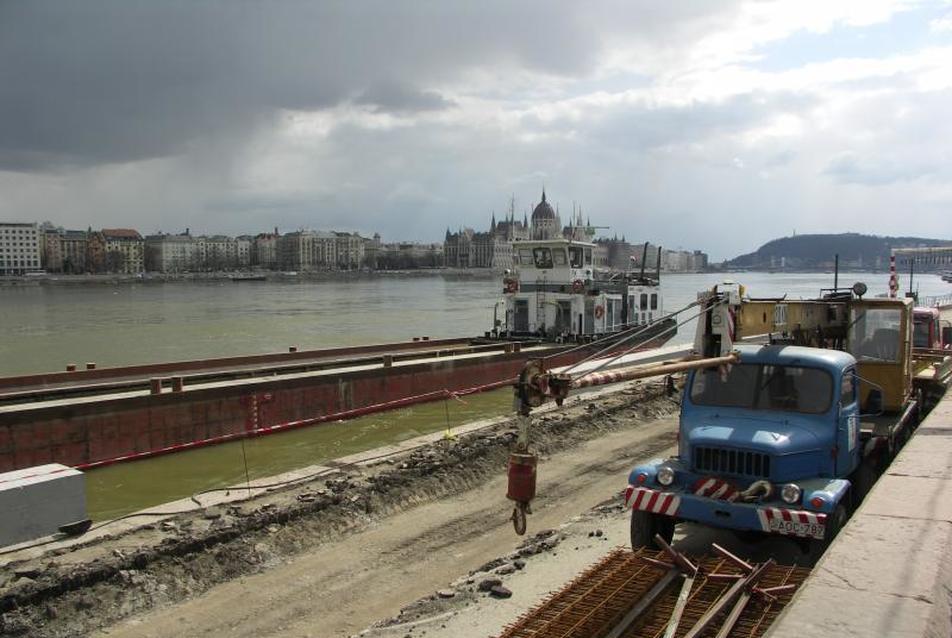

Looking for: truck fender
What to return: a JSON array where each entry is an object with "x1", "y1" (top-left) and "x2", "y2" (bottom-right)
[
  {"x1": 800, "y1": 478, "x2": 851, "y2": 514},
  {"x1": 627, "y1": 459, "x2": 667, "y2": 489}
]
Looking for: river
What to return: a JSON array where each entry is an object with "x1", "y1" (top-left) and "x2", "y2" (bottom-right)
[{"x1": 1, "y1": 271, "x2": 948, "y2": 519}]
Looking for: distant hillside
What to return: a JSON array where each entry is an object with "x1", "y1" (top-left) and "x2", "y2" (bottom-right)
[{"x1": 727, "y1": 233, "x2": 952, "y2": 271}]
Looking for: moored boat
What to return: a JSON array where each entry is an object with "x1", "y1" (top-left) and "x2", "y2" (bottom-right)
[{"x1": 490, "y1": 237, "x2": 677, "y2": 349}]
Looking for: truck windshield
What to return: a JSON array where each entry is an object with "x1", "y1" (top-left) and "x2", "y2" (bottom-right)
[{"x1": 689, "y1": 363, "x2": 833, "y2": 414}]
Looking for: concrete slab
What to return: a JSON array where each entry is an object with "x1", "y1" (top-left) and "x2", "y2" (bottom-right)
[
  {"x1": 0, "y1": 463, "x2": 86, "y2": 547},
  {"x1": 860, "y1": 473, "x2": 952, "y2": 521},
  {"x1": 809, "y1": 512, "x2": 952, "y2": 603},
  {"x1": 886, "y1": 435, "x2": 952, "y2": 479},
  {"x1": 769, "y1": 585, "x2": 933, "y2": 638}
]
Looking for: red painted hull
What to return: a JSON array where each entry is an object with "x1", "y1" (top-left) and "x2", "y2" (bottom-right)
[{"x1": 0, "y1": 333, "x2": 673, "y2": 472}]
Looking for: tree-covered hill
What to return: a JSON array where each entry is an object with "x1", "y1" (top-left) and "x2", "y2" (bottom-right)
[{"x1": 727, "y1": 233, "x2": 952, "y2": 270}]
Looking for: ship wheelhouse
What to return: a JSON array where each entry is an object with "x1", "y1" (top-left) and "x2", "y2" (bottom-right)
[{"x1": 496, "y1": 238, "x2": 665, "y2": 341}]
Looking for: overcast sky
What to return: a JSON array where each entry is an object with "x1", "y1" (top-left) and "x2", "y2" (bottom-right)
[{"x1": 2, "y1": 1, "x2": 951, "y2": 260}]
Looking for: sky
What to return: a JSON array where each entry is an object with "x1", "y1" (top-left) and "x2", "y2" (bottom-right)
[{"x1": 1, "y1": 1, "x2": 951, "y2": 261}]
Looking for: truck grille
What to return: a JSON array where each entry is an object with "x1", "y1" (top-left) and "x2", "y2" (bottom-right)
[{"x1": 693, "y1": 446, "x2": 771, "y2": 479}]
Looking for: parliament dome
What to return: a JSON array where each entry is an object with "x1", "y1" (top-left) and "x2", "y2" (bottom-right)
[{"x1": 531, "y1": 190, "x2": 556, "y2": 222}]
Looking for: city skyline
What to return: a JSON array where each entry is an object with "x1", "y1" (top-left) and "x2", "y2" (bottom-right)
[{"x1": 2, "y1": 3, "x2": 952, "y2": 260}]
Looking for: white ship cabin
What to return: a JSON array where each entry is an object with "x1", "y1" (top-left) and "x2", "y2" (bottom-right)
[{"x1": 499, "y1": 238, "x2": 663, "y2": 339}]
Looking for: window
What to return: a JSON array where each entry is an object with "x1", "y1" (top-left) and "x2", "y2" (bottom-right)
[
  {"x1": 913, "y1": 320, "x2": 931, "y2": 348},
  {"x1": 532, "y1": 247, "x2": 553, "y2": 269},
  {"x1": 840, "y1": 371, "x2": 856, "y2": 406},
  {"x1": 569, "y1": 246, "x2": 583, "y2": 268},
  {"x1": 690, "y1": 363, "x2": 833, "y2": 414},
  {"x1": 518, "y1": 248, "x2": 533, "y2": 265},
  {"x1": 552, "y1": 249, "x2": 567, "y2": 266},
  {"x1": 584, "y1": 248, "x2": 592, "y2": 265},
  {"x1": 640, "y1": 293, "x2": 648, "y2": 310},
  {"x1": 848, "y1": 308, "x2": 902, "y2": 362},
  {"x1": 650, "y1": 294, "x2": 658, "y2": 310}
]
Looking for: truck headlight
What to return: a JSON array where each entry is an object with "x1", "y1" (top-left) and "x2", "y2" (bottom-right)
[
  {"x1": 657, "y1": 466, "x2": 675, "y2": 487},
  {"x1": 780, "y1": 483, "x2": 802, "y2": 505}
]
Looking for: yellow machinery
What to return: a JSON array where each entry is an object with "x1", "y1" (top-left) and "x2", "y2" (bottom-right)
[{"x1": 696, "y1": 283, "x2": 917, "y2": 414}]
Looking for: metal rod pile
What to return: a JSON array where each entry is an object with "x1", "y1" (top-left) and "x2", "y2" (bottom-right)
[{"x1": 497, "y1": 544, "x2": 809, "y2": 638}]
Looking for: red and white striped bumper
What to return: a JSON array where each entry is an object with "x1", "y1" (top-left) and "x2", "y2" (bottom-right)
[
  {"x1": 757, "y1": 507, "x2": 827, "y2": 540},
  {"x1": 625, "y1": 486, "x2": 680, "y2": 517}
]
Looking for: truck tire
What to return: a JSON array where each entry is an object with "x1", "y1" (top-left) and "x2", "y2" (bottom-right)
[
  {"x1": 630, "y1": 510, "x2": 674, "y2": 550},
  {"x1": 807, "y1": 503, "x2": 847, "y2": 559},
  {"x1": 851, "y1": 458, "x2": 879, "y2": 506}
]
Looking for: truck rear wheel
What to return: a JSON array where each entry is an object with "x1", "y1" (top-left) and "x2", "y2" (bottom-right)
[{"x1": 630, "y1": 510, "x2": 674, "y2": 550}]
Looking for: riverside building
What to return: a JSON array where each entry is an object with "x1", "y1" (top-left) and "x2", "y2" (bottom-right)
[{"x1": 0, "y1": 222, "x2": 41, "y2": 275}]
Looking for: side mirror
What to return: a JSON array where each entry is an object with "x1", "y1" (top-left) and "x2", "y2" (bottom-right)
[{"x1": 864, "y1": 388, "x2": 883, "y2": 416}]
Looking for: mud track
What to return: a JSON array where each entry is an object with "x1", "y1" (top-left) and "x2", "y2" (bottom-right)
[{"x1": 0, "y1": 381, "x2": 679, "y2": 637}]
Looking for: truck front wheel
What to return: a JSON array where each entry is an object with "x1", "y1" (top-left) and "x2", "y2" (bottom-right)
[
  {"x1": 630, "y1": 510, "x2": 675, "y2": 550},
  {"x1": 807, "y1": 503, "x2": 847, "y2": 560}
]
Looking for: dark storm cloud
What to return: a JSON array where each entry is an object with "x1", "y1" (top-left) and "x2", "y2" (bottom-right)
[
  {"x1": 0, "y1": 0, "x2": 732, "y2": 171},
  {"x1": 355, "y1": 83, "x2": 455, "y2": 113}
]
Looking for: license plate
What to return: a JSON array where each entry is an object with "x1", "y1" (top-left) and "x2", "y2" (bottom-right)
[{"x1": 768, "y1": 517, "x2": 825, "y2": 540}]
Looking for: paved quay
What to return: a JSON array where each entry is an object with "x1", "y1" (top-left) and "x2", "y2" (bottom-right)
[{"x1": 769, "y1": 392, "x2": 952, "y2": 638}]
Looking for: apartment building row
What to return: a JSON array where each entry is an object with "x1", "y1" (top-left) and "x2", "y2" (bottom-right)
[
  {"x1": 141, "y1": 230, "x2": 376, "y2": 272},
  {"x1": 1, "y1": 222, "x2": 381, "y2": 274}
]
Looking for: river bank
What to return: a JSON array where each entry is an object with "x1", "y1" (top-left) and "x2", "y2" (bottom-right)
[
  {"x1": 0, "y1": 269, "x2": 501, "y2": 287},
  {"x1": 0, "y1": 380, "x2": 678, "y2": 638}
]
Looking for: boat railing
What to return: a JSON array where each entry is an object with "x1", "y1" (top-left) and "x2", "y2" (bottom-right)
[{"x1": 923, "y1": 294, "x2": 952, "y2": 308}]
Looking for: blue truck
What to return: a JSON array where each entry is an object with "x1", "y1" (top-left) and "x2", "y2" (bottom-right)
[
  {"x1": 626, "y1": 343, "x2": 885, "y2": 551},
  {"x1": 508, "y1": 283, "x2": 945, "y2": 540}
]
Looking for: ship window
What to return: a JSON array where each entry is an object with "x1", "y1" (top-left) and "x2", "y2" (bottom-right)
[
  {"x1": 532, "y1": 247, "x2": 553, "y2": 269},
  {"x1": 640, "y1": 293, "x2": 648, "y2": 310},
  {"x1": 569, "y1": 246, "x2": 583, "y2": 268},
  {"x1": 848, "y1": 308, "x2": 902, "y2": 362},
  {"x1": 584, "y1": 248, "x2": 592, "y2": 265},
  {"x1": 519, "y1": 248, "x2": 533, "y2": 266},
  {"x1": 552, "y1": 249, "x2": 567, "y2": 266},
  {"x1": 650, "y1": 294, "x2": 658, "y2": 310}
]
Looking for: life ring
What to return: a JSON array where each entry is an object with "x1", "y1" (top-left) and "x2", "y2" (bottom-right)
[
  {"x1": 505, "y1": 279, "x2": 519, "y2": 293},
  {"x1": 572, "y1": 279, "x2": 584, "y2": 294},
  {"x1": 594, "y1": 305, "x2": 605, "y2": 319}
]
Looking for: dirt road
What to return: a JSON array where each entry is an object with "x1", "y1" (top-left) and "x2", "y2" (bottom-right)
[{"x1": 96, "y1": 417, "x2": 677, "y2": 638}]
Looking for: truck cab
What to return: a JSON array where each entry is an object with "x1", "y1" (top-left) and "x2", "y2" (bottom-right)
[{"x1": 626, "y1": 344, "x2": 858, "y2": 549}]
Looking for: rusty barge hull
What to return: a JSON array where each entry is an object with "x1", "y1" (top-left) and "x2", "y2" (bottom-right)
[{"x1": 0, "y1": 330, "x2": 673, "y2": 473}]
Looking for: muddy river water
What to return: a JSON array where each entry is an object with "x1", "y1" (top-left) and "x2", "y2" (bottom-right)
[{"x1": 1, "y1": 271, "x2": 947, "y2": 519}]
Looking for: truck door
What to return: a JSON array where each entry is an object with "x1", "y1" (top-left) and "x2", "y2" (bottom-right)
[{"x1": 837, "y1": 369, "x2": 861, "y2": 476}]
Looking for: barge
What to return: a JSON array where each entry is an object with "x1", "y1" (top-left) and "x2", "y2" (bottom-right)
[{"x1": 0, "y1": 238, "x2": 676, "y2": 473}]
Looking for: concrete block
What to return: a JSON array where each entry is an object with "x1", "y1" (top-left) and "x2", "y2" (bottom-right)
[
  {"x1": 809, "y1": 512, "x2": 952, "y2": 603},
  {"x1": 861, "y1": 474, "x2": 952, "y2": 521},
  {"x1": 0, "y1": 463, "x2": 86, "y2": 548},
  {"x1": 769, "y1": 584, "x2": 932, "y2": 638},
  {"x1": 887, "y1": 434, "x2": 952, "y2": 479}
]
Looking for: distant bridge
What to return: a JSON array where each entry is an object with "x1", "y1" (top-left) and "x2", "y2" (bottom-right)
[{"x1": 891, "y1": 246, "x2": 952, "y2": 272}]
